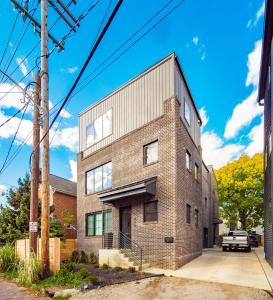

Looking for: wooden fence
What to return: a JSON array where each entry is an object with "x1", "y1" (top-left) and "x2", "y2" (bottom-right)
[{"x1": 15, "y1": 238, "x2": 77, "y2": 273}]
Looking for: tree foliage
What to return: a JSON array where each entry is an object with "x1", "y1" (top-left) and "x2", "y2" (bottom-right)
[
  {"x1": 215, "y1": 153, "x2": 264, "y2": 231},
  {"x1": 0, "y1": 173, "x2": 65, "y2": 244}
]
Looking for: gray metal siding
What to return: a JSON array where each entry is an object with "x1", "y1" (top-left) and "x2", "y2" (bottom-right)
[
  {"x1": 79, "y1": 55, "x2": 175, "y2": 157},
  {"x1": 174, "y1": 64, "x2": 201, "y2": 147}
]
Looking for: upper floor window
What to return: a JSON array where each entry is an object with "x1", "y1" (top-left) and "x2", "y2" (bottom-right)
[
  {"x1": 186, "y1": 204, "x2": 191, "y2": 224},
  {"x1": 194, "y1": 163, "x2": 199, "y2": 181},
  {"x1": 86, "y1": 109, "x2": 112, "y2": 148},
  {"x1": 86, "y1": 162, "x2": 112, "y2": 194},
  {"x1": 184, "y1": 98, "x2": 191, "y2": 126},
  {"x1": 144, "y1": 141, "x2": 158, "y2": 165},
  {"x1": 195, "y1": 209, "x2": 199, "y2": 227},
  {"x1": 186, "y1": 150, "x2": 191, "y2": 171}
]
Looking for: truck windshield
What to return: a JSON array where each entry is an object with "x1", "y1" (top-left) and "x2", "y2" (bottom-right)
[{"x1": 228, "y1": 231, "x2": 248, "y2": 236}]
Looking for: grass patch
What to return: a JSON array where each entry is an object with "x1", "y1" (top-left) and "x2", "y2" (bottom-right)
[
  {"x1": 0, "y1": 244, "x2": 18, "y2": 273},
  {"x1": 18, "y1": 253, "x2": 41, "y2": 286}
]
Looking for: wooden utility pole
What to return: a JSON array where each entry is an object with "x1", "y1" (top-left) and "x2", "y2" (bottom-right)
[
  {"x1": 29, "y1": 74, "x2": 41, "y2": 255},
  {"x1": 40, "y1": 0, "x2": 50, "y2": 277}
]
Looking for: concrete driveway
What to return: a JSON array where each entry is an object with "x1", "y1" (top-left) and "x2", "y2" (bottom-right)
[{"x1": 146, "y1": 247, "x2": 273, "y2": 290}]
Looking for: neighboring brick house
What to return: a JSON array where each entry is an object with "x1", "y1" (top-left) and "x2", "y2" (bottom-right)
[
  {"x1": 258, "y1": 0, "x2": 273, "y2": 267},
  {"x1": 202, "y1": 163, "x2": 220, "y2": 248},
  {"x1": 40, "y1": 174, "x2": 77, "y2": 239},
  {"x1": 77, "y1": 53, "x2": 219, "y2": 269}
]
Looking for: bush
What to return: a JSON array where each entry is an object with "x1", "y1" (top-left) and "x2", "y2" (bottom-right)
[
  {"x1": 37, "y1": 271, "x2": 83, "y2": 289},
  {"x1": 79, "y1": 251, "x2": 88, "y2": 264},
  {"x1": 79, "y1": 267, "x2": 89, "y2": 278},
  {"x1": 89, "y1": 252, "x2": 97, "y2": 264},
  {"x1": 18, "y1": 253, "x2": 41, "y2": 286},
  {"x1": 0, "y1": 244, "x2": 18, "y2": 273},
  {"x1": 71, "y1": 250, "x2": 80, "y2": 263},
  {"x1": 86, "y1": 274, "x2": 98, "y2": 284},
  {"x1": 61, "y1": 261, "x2": 76, "y2": 272},
  {"x1": 113, "y1": 266, "x2": 123, "y2": 272},
  {"x1": 101, "y1": 263, "x2": 110, "y2": 270},
  {"x1": 128, "y1": 267, "x2": 136, "y2": 273},
  {"x1": 94, "y1": 264, "x2": 100, "y2": 268}
]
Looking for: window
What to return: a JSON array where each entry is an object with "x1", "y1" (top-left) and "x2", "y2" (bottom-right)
[
  {"x1": 86, "y1": 210, "x2": 112, "y2": 236},
  {"x1": 205, "y1": 197, "x2": 208, "y2": 208},
  {"x1": 144, "y1": 141, "x2": 158, "y2": 165},
  {"x1": 186, "y1": 204, "x2": 191, "y2": 224},
  {"x1": 144, "y1": 201, "x2": 158, "y2": 222},
  {"x1": 194, "y1": 163, "x2": 199, "y2": 181},
  {"x1": 86, "y1": 109, "x2": 112, "y2": 148},
  {"x1": 184, "y1": 98, "x2": 191, "y2": 126},
  {"x1": 186, "y1": 150, "x2": 191, "y2": 171},
  {"x1": 86, "y1": 162, "x2": 112, "y2": 194},
  {"x1": 195, "y1": 209, "x2": 199, "y2": 227}
]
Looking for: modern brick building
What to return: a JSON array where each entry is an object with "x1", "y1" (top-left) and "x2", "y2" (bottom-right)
[
  {"x1": 77, "y1": 53, "x2": 219, "y2": 269},
  {"x1": 258, "y1": 0, "x2": 273, "y2": 267}
]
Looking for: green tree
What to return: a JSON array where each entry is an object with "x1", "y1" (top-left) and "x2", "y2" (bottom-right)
[
  {"x1": 0, "y1": 173, "x2": 65, "y2": 244},
  {"x1": 215, "y1": 153, "x2": 264, "y2": 231}
]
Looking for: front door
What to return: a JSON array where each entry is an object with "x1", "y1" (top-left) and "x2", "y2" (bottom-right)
[{"x1": 120, "y1": 207, "x2": 132, "y2": 248}]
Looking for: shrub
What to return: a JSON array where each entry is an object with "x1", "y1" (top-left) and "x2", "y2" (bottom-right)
[
  {"x1": 0, "y1": 244, "x2": 18, "y2": 273},
  {"x1": 79, "y1": 267, "x2": 89, "y2": 278},
  {"x1": 86, "y1": 274, "x2": 98, "y2": 284},
  {"x1": 89, "y1": 252, "x2": 97, "y2": 264},
  {"x1": 37, "y1": 271, "x2": 83, "y2": 289},
  {"x1": 113, "y1": 266, "x2": 123, "y2": 272},
  {"x1": 71, "y1": 250, "x2": 80, "y2": 263},
  {"x1": 79, "y1": 251, "x2": 88, "y2": 264},
  {"x1": 94, "y1": 264, "x2": 100, "y2": 268},
  {"x1": 101, "y1": 263, "x2": 110, "y2": 270},
  {"x1": 128, "y1": 267, "x2": 136, "y2": 273},
  {"x1": 18, "y1": 253, "x2": 41, "y2": 286},
  {"x1": 61, "y1": 261, "x2": 76, "y2": 273}
]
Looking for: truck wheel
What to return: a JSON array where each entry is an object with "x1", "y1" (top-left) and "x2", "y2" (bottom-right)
[
  {"x1": 246, "y1": 246, "x2": 251, "y2": 252},
  {"x1": 222, "y1": 246, "x2": 227, "y2": 252}
]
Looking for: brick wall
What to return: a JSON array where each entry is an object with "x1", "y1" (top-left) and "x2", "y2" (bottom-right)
[{"x1": 77, "y1": 97, "x2": 204, "y2": 269}]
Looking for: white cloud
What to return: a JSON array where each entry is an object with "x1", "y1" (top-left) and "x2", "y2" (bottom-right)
[
  {"x1": 245, "y1": 116, "x2": 264, "y2": 156},
  {"x1": 67, "y1": 66, "x2": 78, "y2": 74},
  {"x1": 192, "y1": 36, "x2": 199, "y2": 46},
  {"x1": 201, "y1": 130, "x2": 245, "y2": 169},
  {"x1": 0, "y1": 83, "x2": 28, "y2": 111},
  {"x1": 69, "y1": 160, "x2": 77, "y2": 182},
  {"x1": 0, "y1": 184, "x2": 7, "y2": 196},
  {"x1": 199, "y1": 107, "x2": 209, "y2": 128},
  {"x1": 224, "y1": 40, "x2": 263, "y2": 139},
  {"x1": 50, "y1": 126, "x2": 78, "y2": 152},
  {"x1": 246, "y1": 40, "x2": 262, "y2": 88},
  {"x1": 16, "y1": 57, "x2": 28, "y2": 77},
  {"x1": 49, "y1": 100, "x2": 71, "y2": 119},
  {"x1": 247, "y1": 1, "x2": 265, "y2": 28},
  {"x1": 201, "y1": 53, "x2": 206, "y2": 61}
]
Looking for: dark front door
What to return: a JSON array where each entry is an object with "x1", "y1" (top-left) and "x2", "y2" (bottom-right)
[
  {"x1": 120, "y1": 207, "x2": 132, "y2": 248},
  {"x1": 203, "y1": 227, "x2": 209, "y2": 248}
]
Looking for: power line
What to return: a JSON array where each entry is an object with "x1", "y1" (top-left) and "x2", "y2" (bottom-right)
[
  {"x1": 0, "y1": 12, "x2": 19, "y2": 66},
  {"x1": 0, "y1": 103, "x2": 28, "y2": 128}
]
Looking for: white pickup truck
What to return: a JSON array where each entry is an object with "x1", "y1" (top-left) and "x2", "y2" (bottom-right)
[{"x1": 222, "y1": 230, "x2": 251, "y2": 252}]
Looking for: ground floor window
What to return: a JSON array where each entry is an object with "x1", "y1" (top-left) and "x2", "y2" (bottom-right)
[
  {"x1": 86, "y1": 210, "x2": 112, "y2": 236},
  {"x1": 186, "y1": 204, "x2": 191, "y2": 224},
  {"x1": 144, "y1": 201, "x2": 158, "y2": 222}
]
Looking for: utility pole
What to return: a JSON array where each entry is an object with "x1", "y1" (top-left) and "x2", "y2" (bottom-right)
[
  {"x1": 29, "y1": 74, "x2": 41, "y2": 255},
  {"x1": 40, "y1": 0, "x2": 50, "y2": 277}
]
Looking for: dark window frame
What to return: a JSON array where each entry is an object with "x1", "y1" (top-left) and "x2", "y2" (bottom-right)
[
  {"x1": 186, "y1": 204, "x2": 191, "y2": 224},
  {"x1": 85, "y1": 161, "x2": 112, "y2": 195},
  {"x1": 86, "y1": 210, "x2": 112, "y2": 237},
  {"x1": 143, "y1": 140, "x2": 158, "y2": 166},
  {"x1": 194, "y1": 162, "x2": 199, "y2": 181},
  {"x1": 143, "y1": 200, "x2": 158, "y2": 222},
  {"x1": 205, "y1": 197, "x2": 208, "y2": 208},
  {"x1": 195, "y1": 209, "x2": 199, "y2": 227}
]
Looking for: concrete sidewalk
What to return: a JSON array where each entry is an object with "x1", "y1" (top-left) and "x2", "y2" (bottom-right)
[{"x1": 145, "y1": 247, "x2": 273, "y2": 290}]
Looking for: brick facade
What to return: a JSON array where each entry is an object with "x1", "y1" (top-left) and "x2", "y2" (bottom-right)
[{"x1": 77, "y1": 97, "x2": 207, "y2": 269}]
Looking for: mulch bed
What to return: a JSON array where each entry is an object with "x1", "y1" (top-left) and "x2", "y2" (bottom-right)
[{"x1": 76, "y1": 263, "x2": 162, "y2": 288}]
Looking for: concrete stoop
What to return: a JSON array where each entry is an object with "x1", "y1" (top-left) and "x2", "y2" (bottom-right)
[{"x1": 99, "y1": 249, "x2": 150, "y2": 271}]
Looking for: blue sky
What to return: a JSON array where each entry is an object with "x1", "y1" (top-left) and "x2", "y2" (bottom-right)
[{"x1": 0, "y1": 0, "x2": 265, "y2": 201}]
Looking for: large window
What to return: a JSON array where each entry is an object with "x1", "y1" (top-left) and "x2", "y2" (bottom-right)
[
  {"x1": 144, "y1": 201, "x2": 158, "y2": 222},
  {"x1": 194, "y1": 163, "x2": 199, "y2": 181},
  {"x1": 194, "y1": 209, "x2": 199, "y2": 227},
  {"x1": 184, "y1": 98, "x2": 191, "y2": 126},
  {"x1": 186, "y1": 204, "x2": 191, "y2": 224},
  {"x1": 86, "y1": 162, "x2": 112, "y2": 194},
  {"x1": 86, "y1": 109, "x2": 112, "y2": 148},
  {"x1": 86, "y1": 210, "x2": 112, "y2": 236},
  {"x1": 186, "y1": 150, "x2": 191, "y2": 171},
  {"x1": 144, "y1": 141, "x2": 158, "y2": 165}
]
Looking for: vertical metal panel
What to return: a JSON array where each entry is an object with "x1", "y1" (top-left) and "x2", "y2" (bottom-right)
[
  {"x1": 79, "y1": 54, "x2": 175, "y2": 157},
  {"x1": 174, "y1": 63, "x2": 200, "y2": 147}
]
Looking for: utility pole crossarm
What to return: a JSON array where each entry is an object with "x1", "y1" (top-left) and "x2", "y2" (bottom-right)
[{"x1": 11, "y1": 0, "x2": 64, "y2": 51}]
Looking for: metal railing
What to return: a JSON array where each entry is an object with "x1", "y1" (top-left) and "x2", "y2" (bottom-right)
[{"x1": 102, "y1": 231, "x2": 143, "y2": 270}]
